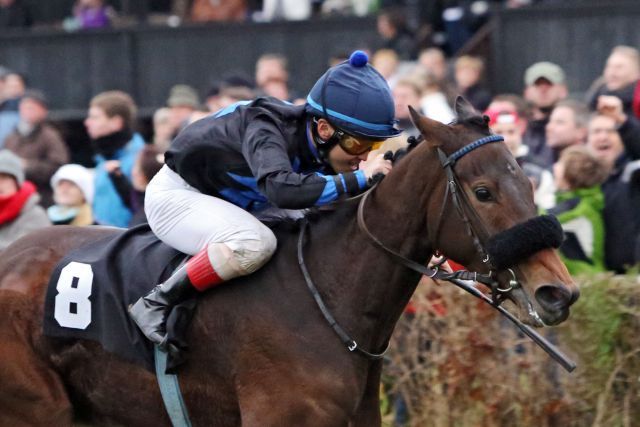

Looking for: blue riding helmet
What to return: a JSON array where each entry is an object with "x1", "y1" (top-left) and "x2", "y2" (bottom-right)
[{"x1": 305, "y1": 51, "x2": 402, "y2": 139}]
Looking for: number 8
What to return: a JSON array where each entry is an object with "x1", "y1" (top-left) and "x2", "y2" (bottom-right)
[{"x1": 54, "y1": 262, "x2": 93, "y2": 329}]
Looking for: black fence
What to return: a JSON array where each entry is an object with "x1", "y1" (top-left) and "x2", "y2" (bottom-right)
[
  {"x1": 491, "y1": 1, "x2": 640, "y2": 96},
  {"x1": 1, "y1": 16, "x2": 378, "y2": 120}
]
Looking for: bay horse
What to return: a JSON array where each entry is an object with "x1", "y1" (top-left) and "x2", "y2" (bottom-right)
[{"x1": 0, "y1": 98, "x2": 578, "y2": 426}]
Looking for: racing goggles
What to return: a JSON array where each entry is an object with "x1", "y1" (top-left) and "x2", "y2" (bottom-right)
[{"x1": 334, "y1": 129, "x2": 384, "y2": 155}]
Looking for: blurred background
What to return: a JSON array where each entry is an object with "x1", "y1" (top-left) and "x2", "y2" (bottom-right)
[{"x1": 2, "y1": 2, "x2": 640, "y2": 425}]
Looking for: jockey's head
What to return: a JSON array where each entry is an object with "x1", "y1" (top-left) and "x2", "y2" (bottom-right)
[{"x1": 305, "y1": 50, "x2": 401, "y2": 172}]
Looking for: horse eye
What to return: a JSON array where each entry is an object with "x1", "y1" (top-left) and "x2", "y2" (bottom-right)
[{"x1": 474, "y1": 187, "x2": 493, "y2": 202}]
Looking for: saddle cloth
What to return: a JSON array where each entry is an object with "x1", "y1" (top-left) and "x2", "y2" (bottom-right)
[{"x1": 43, "y1": 224, "x2": 191, "y2": 371}]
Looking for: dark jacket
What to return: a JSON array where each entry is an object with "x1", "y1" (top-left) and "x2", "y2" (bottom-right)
[
  {"x1": 165, "y1": 97, "x2": 368, "y2": 212},
  {"x1": 601, "y1": 116, "x2": 640, "y2": 272},
  {"x1": 587, "y1": 80, "x2": 639, "y2": 118},
  {"x1": 523, "y1": 117, "x2": 556, "y2": 169},
  {"x1": 3, "y1": 123, "x2": 70, "y2": 207}
]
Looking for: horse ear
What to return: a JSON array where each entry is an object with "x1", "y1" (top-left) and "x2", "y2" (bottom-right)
[
  {"x1": 454, "y1": 96, "x2": 479, "y2": 122},
  {"x1": 408, "y1": 106, "x2": 447, "y2": 146}
]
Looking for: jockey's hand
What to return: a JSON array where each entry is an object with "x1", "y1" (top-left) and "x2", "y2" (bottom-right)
[
  {"x1": 360, "y1": 151, "x2": 393, "y2": 183},
  {"x1": 597, "y1": 95, "x2": 627, "y2": 126}
]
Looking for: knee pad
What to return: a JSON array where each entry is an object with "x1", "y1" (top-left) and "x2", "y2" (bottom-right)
[{"x1": 207, "y1": 227, "x2": 277, "y2": 280}]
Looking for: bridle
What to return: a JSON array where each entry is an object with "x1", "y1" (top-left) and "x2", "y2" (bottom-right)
[{"x1": 297, "y1": 133, "x2": 576, "y2": 371}]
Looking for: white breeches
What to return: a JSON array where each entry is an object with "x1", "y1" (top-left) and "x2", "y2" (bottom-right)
[{"x1": 145, "y1": 165, "x2": 277, "y2": 279}]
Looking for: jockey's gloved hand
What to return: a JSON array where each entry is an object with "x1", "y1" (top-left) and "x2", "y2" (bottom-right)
[{"x1": 362, "y1": 151, "x2": 393, "y2": 186}]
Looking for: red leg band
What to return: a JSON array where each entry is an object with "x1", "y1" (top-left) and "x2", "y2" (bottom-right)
[{"x1": 186, "y1": 249, "x2": 224, "y2": 292}]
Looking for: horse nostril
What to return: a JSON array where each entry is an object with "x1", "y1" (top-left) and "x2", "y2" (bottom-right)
[{"x1": 535, "y1": 284, "x2": 576, "y2": 311}]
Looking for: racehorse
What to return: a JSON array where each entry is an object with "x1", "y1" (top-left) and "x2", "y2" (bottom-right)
[{"x1": 0, "y1": 98, "x2": 578, "y2": 426}]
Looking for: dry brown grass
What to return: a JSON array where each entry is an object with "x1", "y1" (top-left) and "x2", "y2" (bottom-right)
[{"x1": 384, "y1": 274, "x2": 640, "y2": 427}]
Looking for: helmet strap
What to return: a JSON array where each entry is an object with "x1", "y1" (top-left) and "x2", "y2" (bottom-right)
[{"x1": 310, "y1": 118, "x2": 337, "y2": 163}]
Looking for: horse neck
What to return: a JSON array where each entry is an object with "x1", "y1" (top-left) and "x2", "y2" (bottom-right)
[{"x1": 306, "y1": 149, "x2": 444, "y2": 352}]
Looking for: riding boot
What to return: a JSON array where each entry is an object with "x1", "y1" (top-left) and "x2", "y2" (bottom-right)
[{"x1": 129, "y1": 247, "x2": 225, "y2": 347}]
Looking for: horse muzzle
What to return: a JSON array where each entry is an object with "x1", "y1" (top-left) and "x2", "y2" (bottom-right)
[{"x1": 534, "y1": 283, "x2": 580, "y2": 325}]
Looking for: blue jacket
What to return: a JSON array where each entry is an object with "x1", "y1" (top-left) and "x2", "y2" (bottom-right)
[{"x1": 93, "y1": 133, "x2": 144, "y2": 227}]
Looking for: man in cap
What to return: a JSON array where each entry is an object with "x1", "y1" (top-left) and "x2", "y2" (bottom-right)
[
  {"x1": 130, "y1": 51, "x2": 399, "y2": 348},
  {"x1": 166, "y1": 84, "x2": 200, "y2": 136},
  {"x1": 0, "y1": 149, "x2": 50, "y2": 250},
  {"x1": 522, "y1": 61, "x2": 568, "y2": 167},
  {"x1": 3, "y1": 90, "x2": 69, "y2": 207}
]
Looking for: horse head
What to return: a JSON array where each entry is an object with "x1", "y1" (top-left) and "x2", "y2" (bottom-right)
[{"x1": 408, "y1": 97, "x2": 578, "y2": 327}]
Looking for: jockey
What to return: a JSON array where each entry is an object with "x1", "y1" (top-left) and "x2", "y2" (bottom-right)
[{"x1": 129, "y1": 51, "x2": 402, "y2": 347}]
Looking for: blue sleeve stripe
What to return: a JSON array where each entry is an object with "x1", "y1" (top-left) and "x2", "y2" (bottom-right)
[
  {"x1": 338, "y1": 174, "x2": 347, "y2": 193},
  {"x1": 355, "y1": 170, "x2": 367, "y2": 189},
  {"x1": 315, "y1": 174, "x2": 339, "y2": 205}
]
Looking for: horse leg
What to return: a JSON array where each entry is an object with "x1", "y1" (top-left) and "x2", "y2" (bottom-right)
[
  {"x1": 349, "y1": 360, "x2": 383, "y2": 427},
  {"x1": 0, "y1": 293, "x2": 73, "y2": 426}
]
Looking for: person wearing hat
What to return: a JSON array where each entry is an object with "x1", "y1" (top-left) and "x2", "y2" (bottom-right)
[
  {"x1": 3, "y1": 89, "x2": 70, "y2": 207},
  {"x1": 0, "y1": 149, "x2": 50, "y2": 250},
  {"x1": 166, "y1": 84, "x2": 200, "y2": 137},
  {"x1": 47, "y1": 164, "x2": 94, "y2": 226},
  {"x1": 130, "y1": 50, "x2": 399, "y2": 347},
  {"x1": 522, "y1": 61, "x2": 568, "y2": 168}
]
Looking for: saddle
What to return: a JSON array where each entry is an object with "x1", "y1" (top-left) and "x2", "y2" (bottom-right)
[{"x1": 43, "y1": 224, "x2": 193, "y2": 371}]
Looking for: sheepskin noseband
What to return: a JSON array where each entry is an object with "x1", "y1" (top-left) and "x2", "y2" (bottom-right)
[{"x1": 485, "y1": 215, "x2": 564, "y2": 270}]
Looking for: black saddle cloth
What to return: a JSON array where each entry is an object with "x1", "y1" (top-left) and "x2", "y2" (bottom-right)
[{"x1": 43, "y1": 224, "x2": 191, "y2": 371}]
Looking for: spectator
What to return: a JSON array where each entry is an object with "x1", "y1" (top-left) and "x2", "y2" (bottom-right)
[
  {"x1": 549, "y1": 146, "x2": 608, "y2": 275},
  {"x1": 487, "y1": 93, "x2": 530, "y2": 127},
  {"x1": 0, "y1": 71, "x2": 25, "y2": 111},
  {"x1": 166, "y1": 84, "x2": 200, "y2": 136},
  {"x1": 440, "y1": 1, "x2": 490, "y2": 55},
  {"x1": 321, "y1": 0, "x2": 373, "y2": 17},
  {"x1": 255, "y1": 53, "x2": 292, "y2": 101},
  {"x1": 485, "y1": 108, "x2": 555, "y2": 210},
  {"x1": 587, "y1": 99, "x2": 640, "y2": 272},
  {"x1": 543, "y1": 99, "x2": 589, "y2": 168},
  {"x1": 151, "y1": 107, "x2": 173, "y2": 153},
  {"x1": 372, "y1": 49, "x2": 400, "y2": 87},
  {"x1": 84, "y1": 90, "x2": 145, "y2": 227},
  {"x1": 3, "y1": 90, "x2": 70, "y2": 207},
  {"x1": 47, "y1": 164, "x2": 94, "y2": 226},
  {"x1": 204, "y1": 74, "x2": 255, "y2": 114},
  {"x1": 376, "y1": 7, "x2": 416, "y2": 60},
  {"x1": 0, "y1": 149, "x2": 50, "y2": 251},
  {"x1": 260, "y1": 0, "x2": 310, "y2": 21},
  {"x1": 418, "y1": 48, "x2": 449, "y2": 86},
  {"x1": 454, "y1": 55, "x2": 491, "y2": 112},
  {"x1": 392, "y1": 77, "x2": 423, "y2": 137},
  {"x1": 191, "y1": 0, "x2": 247, "y2": 22},
  {"x1": 0, "y1": 72, "x2": 25, "y2": 146},
  {"x1": 522, "y1": 61, "x2": 568, "y2": 167},
  {"x1": 413, "y1": 68, "x2": 455, "y2": 124},
  {"x1": 71, "y1": 0, "x2": 112, "y2": 29},
  {"x1": 587, "y1": 46, "x2": 640, "y2": 118},
  {"x1": 0, "y1": 0, "x2": 32, "y2": 29},
  {"x1": 417, "y1": 47, "x2": 456, "y2": 105}
]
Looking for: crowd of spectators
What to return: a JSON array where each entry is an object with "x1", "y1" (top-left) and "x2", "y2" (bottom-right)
[
  {"x1": 1, "y1": 3, "x2": 639, "y2": 278},
  {"x1": 1, "y1": 1, "x2": 557, "y2": 56}
]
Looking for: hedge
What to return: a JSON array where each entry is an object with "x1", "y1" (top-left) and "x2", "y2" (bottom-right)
[{"x1": 383, "y1": 273, "x2": 640, "y2": 427}]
